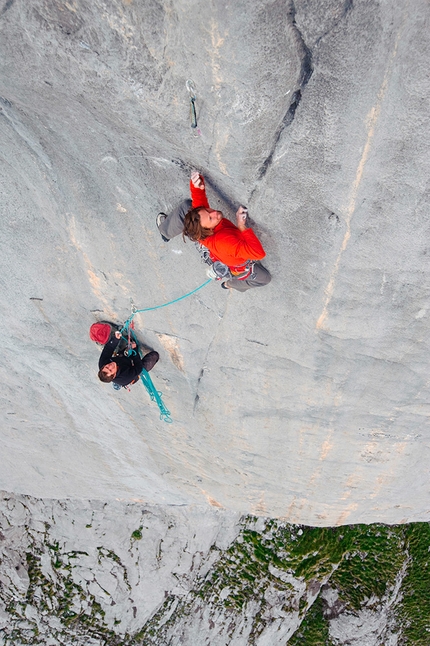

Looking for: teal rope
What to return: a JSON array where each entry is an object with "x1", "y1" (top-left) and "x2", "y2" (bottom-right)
[
  {"x1": 140, "y1": 370, "x2": 172, "y2": 423},
  {"x1": 120, "y1": 279, "x2": 212, "y2": 422},
  {"x1": 120, "y1": 279, "x2": 212, "y2": 334},
  {"x1": 123, "y1": 331, "x2": 172, "y2": 423}
]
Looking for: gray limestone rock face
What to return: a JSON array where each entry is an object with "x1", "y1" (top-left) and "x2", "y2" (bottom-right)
[
  {"x1": 0, "y1": 491, "x2": 242, "y2": 644},
  {"x1": 0, "y1": 0, "x2": 430, "y2": 525},
  {"x1": 2, "y1": 492, "x2": 421, "y2": 645}
]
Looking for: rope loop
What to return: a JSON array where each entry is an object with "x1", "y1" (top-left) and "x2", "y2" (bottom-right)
[{"x1": 140, "y1": 370, "x2": 172, "y2": 423}]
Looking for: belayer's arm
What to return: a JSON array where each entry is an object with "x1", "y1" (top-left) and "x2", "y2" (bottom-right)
[
  {"x1": 98, "y1": 337, "x2": 119, "y2": 369},
  {"x1": 131, "y1": 352, "x2": 144, "y2": 377}
]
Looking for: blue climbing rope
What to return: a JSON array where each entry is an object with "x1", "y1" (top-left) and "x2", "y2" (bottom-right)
[{"x1": 119, "y1": 279, "x2": 212, "y2": 422}]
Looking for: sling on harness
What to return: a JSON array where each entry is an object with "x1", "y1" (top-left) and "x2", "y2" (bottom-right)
[{"x1": 195, "y1": 243, "x2": 255, "y2": 282}]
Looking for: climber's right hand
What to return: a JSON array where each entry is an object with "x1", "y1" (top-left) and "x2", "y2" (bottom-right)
[{"x1": 191, "y1": 171, "x2": 204, "y2": 189}]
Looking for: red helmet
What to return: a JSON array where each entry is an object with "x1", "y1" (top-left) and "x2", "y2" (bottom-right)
[{"x1": 89, "y1": 322, "x2": 111, "y2": 345}]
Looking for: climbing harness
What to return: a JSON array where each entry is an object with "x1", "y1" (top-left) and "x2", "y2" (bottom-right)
[
  {"x1": 194, "y1": 244, "x2": 231, "y2": 281},
  {"x1": 186, "y1": 79, "x2": 201, "y2": 137},
  {"x1": 194, "y1": 242, "x2": 254, "y2": 281},
  {"x1": 206, "y1": 261, "x2": 231, "y2": 281},
  {"x1": 232, "y1": 261, "x2": 256, "y2": 281},
  {"x1": 195, "y1": 243, "x2": 212, "y2": 266}
]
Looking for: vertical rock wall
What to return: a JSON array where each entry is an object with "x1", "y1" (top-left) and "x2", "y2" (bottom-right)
[{"x1": 1, "y1": 0, "x2": 430, "y2": 524}]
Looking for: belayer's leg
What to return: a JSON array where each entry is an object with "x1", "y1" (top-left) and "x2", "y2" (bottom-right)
[
  {"x1": 157, "y1": 199, "x2": 192, "y2": 241},
  {"x1": 223, "y1": 263, "x2": 271, "y2": 292},
  {"x1": 142, "y1": 351, "x2": 159, "y2": 372}
]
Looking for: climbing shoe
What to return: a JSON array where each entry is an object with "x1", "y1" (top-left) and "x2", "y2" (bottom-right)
[
  {"x1": 221, "y1": 282, "x2": 231, "y2": 290},
  {"x1": 156, "y1": 213, "x2": 169, "y2": 242}
]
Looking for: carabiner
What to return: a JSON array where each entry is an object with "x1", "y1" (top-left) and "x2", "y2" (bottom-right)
[{"x1": 186, "y1": 80, "x2": 198, "y2": 130}]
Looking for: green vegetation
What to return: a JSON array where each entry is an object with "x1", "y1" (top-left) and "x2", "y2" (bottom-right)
[
  {"x1": 288, "y1": 596, "x2": 333, "y2": 646},
  {"x1": 399, "y1": 523, "x2": 430, "y2": 644},
  {"x1": 330, "y1": 525, "x2": 405, "y2": 610},
  {"x1": 131, "y1": 527, "x2": 143, "y2": 540},
  {"x1": 161, "y1": 518, "x2": 430, "y2": 644},
  {"x1": 2, "y1": 516, "x2": 430, "y2": 644}
]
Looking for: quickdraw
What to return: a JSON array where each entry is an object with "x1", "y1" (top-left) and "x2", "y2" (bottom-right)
[
  {"x1": 186, "y1": 79, "x2": 197, "y2": 128},
  {"x1": 186, "y1": 79, "x2": 201, "y2": 136}
]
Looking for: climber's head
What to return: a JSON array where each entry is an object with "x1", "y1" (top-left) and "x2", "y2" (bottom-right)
[
  {"x1": 198, "y1": 207, "x2": 222, "y2": 229},
  {"x1": 98, "y1": 362, "x2": 118, "y2": 383},
  {"x1": 183, "y1": 207, "x2": 222, "y2": 242}
]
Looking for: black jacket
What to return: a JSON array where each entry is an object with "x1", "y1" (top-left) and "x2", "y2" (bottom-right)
[{"x1": 99, "y1": 337, "x2": 143, "y2": 387}]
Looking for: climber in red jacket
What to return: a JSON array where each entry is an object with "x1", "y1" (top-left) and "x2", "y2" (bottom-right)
[{"x1": 156, "y1": 172, "x2": 271, "y2": 292}]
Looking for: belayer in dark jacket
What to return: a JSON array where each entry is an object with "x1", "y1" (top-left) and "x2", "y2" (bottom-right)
[{"x1": 98, "y1": 330, "x2": 159, "y2": 387}]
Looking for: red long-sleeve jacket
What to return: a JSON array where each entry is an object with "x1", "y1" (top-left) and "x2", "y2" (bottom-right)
[{"x1": 190, "y1": 177, "x2": 266, "y2": 274}]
